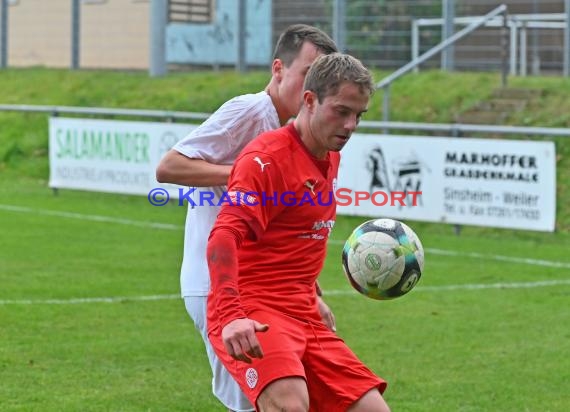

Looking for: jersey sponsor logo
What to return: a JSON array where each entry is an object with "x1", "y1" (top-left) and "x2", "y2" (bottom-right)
[
  {"x1": 245, "y1": 367, "x2": 259, "y2": 389},
  {"x1": 297, "y1": 233, "x2": 326, "y2": 240},
  {"x1": 253, "y1": 156, "x2": 270, "y2": 172},
  {"x1": 304, "y1": 179, "x2": 318, "y2": 195},
  {"x1": 297, "y1": 219, "x2": 336, "y2": 240},
  {"x1": 312, "y1": 219, "x2": 335, "y2": 231}
]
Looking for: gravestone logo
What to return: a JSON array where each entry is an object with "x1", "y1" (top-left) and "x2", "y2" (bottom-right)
[{"x1": 366, "y1": 146, "x2": 429, "y2": 208}]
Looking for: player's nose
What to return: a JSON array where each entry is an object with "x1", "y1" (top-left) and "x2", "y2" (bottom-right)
[{"x1": 344, "y1": 113, "x2": 359, "y2": 131}]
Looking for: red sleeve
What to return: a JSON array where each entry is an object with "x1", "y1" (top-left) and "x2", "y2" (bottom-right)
[
  {"x1": 207, "y1": 211, "x2": 252, "y2": 328},
  {"x1": 208, "y1": 148, "x2": 286, "y2": 327},
  {"x1": 221, "y1": 151, "x2": 286, "y2": 240}
]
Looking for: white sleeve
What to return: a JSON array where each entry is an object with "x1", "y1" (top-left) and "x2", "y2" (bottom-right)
[
  {"x1": 173, "y1": 119, "x2": 234, "y2": 163},
  {"x1": 172, "y1": 93, "x2": 278, "y2": 165}
]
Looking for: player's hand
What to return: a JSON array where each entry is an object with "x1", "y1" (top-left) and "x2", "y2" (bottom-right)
[
  {"x1": 317, "y1": 296, "x2": 336, "y2": 332},
  {"x1": 221, "y1": 318, "x2": 269, "y2": 364}
]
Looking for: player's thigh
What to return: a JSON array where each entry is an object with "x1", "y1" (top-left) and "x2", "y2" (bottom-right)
[
  {"x1": 184, "y1": 296, "x2": 218, "y2": 369},
  {"x1": 183, "y1": 296, "x2": 222, "y2": 371},
  {"x1": 184, "y1": 295, "x2": 208, "y2": 337},
  {"x1": 257, "y1": 377, "x2": 309, "y2": 412},
  {"x1": 303, "y1": 325, "x2": 387, "y2": 411},
  {"x1": 183, "y1": 296, "x2": 218, "y2": 373},
  {"x1": 185, "y1": 297, "x2": 255, "y2": 411}
]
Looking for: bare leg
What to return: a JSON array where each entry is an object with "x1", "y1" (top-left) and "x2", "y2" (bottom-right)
[
  {"x1": 347, "y1": 388, "x2": 390, "y2": 412},
  {"x1": 256, "y1": 377, "x2": 309, "y2": 412}
]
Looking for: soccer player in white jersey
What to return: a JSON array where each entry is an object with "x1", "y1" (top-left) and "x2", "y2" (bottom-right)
[{"x1": 156, "y1": 24, "x2": 337, "y2": 412}]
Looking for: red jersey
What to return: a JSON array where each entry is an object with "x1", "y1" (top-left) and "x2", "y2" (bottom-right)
[{"x1": 207, "y1": 122, "x2": 339, "y2": 330}]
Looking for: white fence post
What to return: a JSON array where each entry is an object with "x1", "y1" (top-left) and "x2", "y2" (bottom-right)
[
  {"x1": 0, "y1": 0, "x2": 7, "y2": 68},
  {"x1": 412, "y1": 20, "x2": 419, "y2": 73},
  {"x1": 510, "y1": 20, "x2": 518, "y2": 76},
  {"x1": 564, "y1": 0, "x2": 570, "y2": 76},
  {"x1": 71, "y1": 0, "x2": 80, "y2": 70},
  {"x1": 333, "y1": 0, "x2": 346, "y2": 52},
  {"x1": 149, "y1": 0, "x2": 167, "y2": 77},
  {"x1": 442, "y1": 0, "x2": 455, "y2": 71},
  {"x1": 236, "y1": 0, "x2": 247, "y2": 72}
]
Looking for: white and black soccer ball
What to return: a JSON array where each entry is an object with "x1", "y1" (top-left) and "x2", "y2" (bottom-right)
[{"x1": 342, "y1": 218, "x2": 424, "y2": 300}]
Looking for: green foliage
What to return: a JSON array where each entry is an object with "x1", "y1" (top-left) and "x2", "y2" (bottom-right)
[{"x1": 0, "y1": 68, "x2": 569, "y2": 231}]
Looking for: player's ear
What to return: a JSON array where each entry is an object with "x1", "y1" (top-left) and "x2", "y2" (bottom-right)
[
  {"x1": 272, "y1": 59, "x2": 284, "y2": 82},
  {"x1": 303, "y1": 90, "x2": 317, "y2": 112}
]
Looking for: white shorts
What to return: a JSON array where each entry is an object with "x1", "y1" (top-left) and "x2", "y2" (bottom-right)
[{"x1": 184, "y1": 296, "x2": 254, "y2": 412}]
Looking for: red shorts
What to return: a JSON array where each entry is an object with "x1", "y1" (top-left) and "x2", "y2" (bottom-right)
[{"x1": 208, "y1": 309, "x2": 387, "y2": 411}]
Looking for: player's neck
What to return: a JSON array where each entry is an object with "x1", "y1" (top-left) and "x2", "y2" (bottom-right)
[
  {"x1": 265, "y1": 84, "x2": 291, "y2": 126},
  {"x1": 293, "y1": 117, "x2": 327, "y2": 160}
]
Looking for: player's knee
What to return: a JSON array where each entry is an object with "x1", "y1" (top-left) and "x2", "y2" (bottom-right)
[
  {"x1": 347, "y1": 388, "x2": 390, "y2": 412},
  {"x1": 257, "y1": 392, "x2": 309, "y2": 412},
  {"x1": 257, "y1": 398, "x2": 308, "y2": 412},
  {"x1": 257, "y1": 377, "x2": 309, "y2": 412}
]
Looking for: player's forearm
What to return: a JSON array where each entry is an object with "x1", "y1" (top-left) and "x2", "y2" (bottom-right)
[
  {"x1": 156, "y1": 150, "x2": 232, "y2": 186},
  {"x1": 207, "y1": 225, "x2": 247, "y2": 326}
]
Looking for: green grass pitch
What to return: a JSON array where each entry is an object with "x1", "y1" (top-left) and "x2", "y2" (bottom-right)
[
  {"x1": 1, "y1": 175, "x2": 569, "y2": 411},
  {"x1": 1, "y1": 67, "x2": 569, "y2": 411}
]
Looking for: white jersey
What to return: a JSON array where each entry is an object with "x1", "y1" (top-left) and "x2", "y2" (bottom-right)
[{"x1": 174, "y1": 91, "x2": 280, "y2": 297}]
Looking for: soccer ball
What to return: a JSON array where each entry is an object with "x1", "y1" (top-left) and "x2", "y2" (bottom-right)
[{"x1": 341, "y1": 218, "x2": 424, "y2": 300}]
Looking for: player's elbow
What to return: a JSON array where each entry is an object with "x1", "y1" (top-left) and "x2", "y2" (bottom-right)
[
  {"x1": 155, "y1": 160, "x2": 171, "y2": 183},
  {"x1": 155, "y1": 151, "x2": 177, "y2": 183}
]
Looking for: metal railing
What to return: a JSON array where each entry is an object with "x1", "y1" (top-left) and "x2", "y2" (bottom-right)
[
  {"x1": 412, "y1": 13, "x2": 569, "y2": 77},
  {"x1": 377, "y1": 4, "x2": 509, "y2": 124},
  {"x1": 359, "y1": 120, "x2": 570, "y2": 138},
  {"x1": 0, "y1": 104, "x2": 210, "y2": 122},
  {"x1": 1, "y1": 103, "x2": 569, "y2": 139}
]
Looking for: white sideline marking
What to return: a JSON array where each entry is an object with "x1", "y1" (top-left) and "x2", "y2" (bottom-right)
[
  {"x1": 1, "y1": 203, "x2": 569, "y2": 269},
  {"x1": 325, "y1": 279, "x2": 570, "y2": 294},
  {"x1": 1, "y1": 280, "x2": 569, "y2": 305},
  {"x1": 0, "y1": 294, "x2": 180, "y2": 305},
  {"x1": 327, "y1": 240, "x2": 570, "y2": 269},
  {"x1": 429, "y1": 248, "x2": 570, "y2": 269},
  {"x1": 0, "y1": 204, "x2": 181, "y2": 230}
]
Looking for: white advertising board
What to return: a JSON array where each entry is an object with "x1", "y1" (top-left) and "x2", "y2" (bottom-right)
[
  {"x1": 337, "y1": 134, "x2": 556, "y2": 232},
  {"x1": 49, "y1": 119, "x2": 557, "y2": 232},
  {"x1": 49, "y1": 117, "x2": 196, "y2": 197}
]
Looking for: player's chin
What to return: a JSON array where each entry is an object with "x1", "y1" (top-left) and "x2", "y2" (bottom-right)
[{"x1": 333, "y1": 135, "x2": 350, "y2": 150}]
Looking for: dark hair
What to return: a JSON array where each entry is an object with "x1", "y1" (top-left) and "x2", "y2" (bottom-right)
[
  {"x1": 304, "y1": 53, "x2": 375, "y2": 102},
  {"x1": 273, "y1": 24, "x2": 338, "y2": 67}
]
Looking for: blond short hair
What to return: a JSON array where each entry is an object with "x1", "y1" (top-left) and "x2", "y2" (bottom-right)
[{"x1": 304, "y1": 53, "x2": 375, "y2": 102}]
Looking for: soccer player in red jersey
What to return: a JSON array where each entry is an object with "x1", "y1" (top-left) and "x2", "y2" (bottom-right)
[{"x1": 207, "y1": 53, "x2": 390, "y2": 411}]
